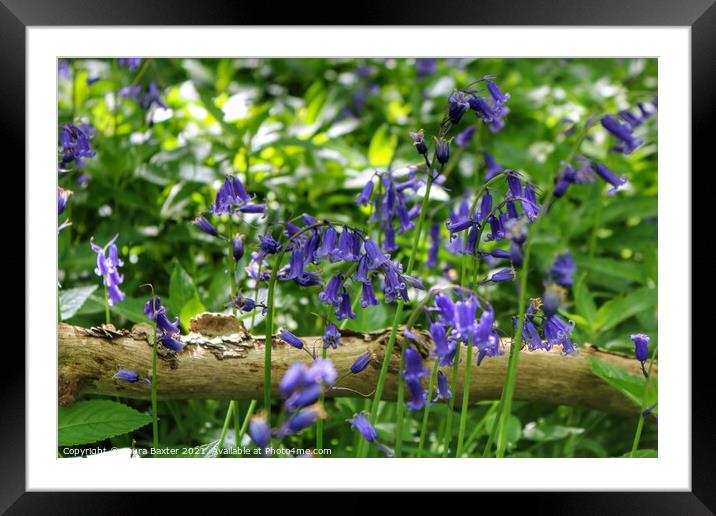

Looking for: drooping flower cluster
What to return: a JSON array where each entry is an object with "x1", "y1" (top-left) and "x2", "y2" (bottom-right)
[
  {"x1": 118, "y1": 58, "x2": 142, "y2": 71},
  {"x1": 90, "y1": 235, "x2": 126, "y2": 306},
  {"x1": 515, "y1": 289, "x2": 576, "y2": 355},
  {"x1": 445, "y1": 77, "x2": 511, "y2": 133},
  {"x1": 59, "y1": 123, "x2": 96, "y2": 171},
  {"x1": 246, "y1": 359, "x2": 336, "y2": 450},
  {"x1": 144, "y1": 295, "x2": 184, "y2": 352},
  {"x1": 119, "y1": 81, "x2": 168, "y2": 111}
]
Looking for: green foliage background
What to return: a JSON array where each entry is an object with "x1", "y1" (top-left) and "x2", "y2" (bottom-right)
[{"x1": 58, "y1": 58, "x2": 657, "y2": 458}]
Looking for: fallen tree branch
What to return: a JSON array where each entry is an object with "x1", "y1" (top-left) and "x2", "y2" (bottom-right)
[{"x1": 58, "y1": 313, "x2": 656, "y2": 416}]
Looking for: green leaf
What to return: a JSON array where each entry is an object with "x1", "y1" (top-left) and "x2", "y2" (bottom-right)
[
  {"x1": 575, "y1": 255, "x2": 644, "y2": 284},
  {"x1": 573, "y1": 273, "x2": 597, "y2": 326},
  {"x1": 58, "y1": 400, "x2": 153, "y2": 446},
  {"x1": 179, "y1": 296, "x2": 206, "y2": 331},
  {"x1": 593, "y1": 287, "x2": 657, "y2": 332},
  {"x1": 589, "y1": 358, "x2": 656, "y2": 409},
  {"x1": 620, "y1": 449, "x2": 657, "y2": 458},
  {"x1": 86, "y1": 295, "x2": 149, "y2": 324},
  {"x1": 485, "y1": 413, "x2": 522, "y2": 450},
  {"x1": 367, "y1": 125, "x2": 398, "y2": 167},
  {"x1": 169, "y1": 263, "x2": 205, "y2": 330},
  {"x1": 59, "y1": 285, "x2": 98, "y2": 320}
]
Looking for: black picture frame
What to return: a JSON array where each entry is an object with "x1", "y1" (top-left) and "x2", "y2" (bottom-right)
[{"x1": 7, "y1": 0, "x2": 710, "y2": 511}]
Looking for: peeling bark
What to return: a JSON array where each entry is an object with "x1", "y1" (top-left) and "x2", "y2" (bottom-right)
[{"x1": 58, "y1": 313, "x2": 656, "y2": 416}]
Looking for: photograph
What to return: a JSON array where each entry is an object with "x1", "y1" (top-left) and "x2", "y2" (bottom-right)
[{"x1": 56, "y1": 56, "x2": 659, "y2": 460}]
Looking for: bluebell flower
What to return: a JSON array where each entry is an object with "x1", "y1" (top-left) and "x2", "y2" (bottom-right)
[
  {"x1": 258, "y1": 234, "x2": 282, "y2": 255},
  {"x1": 455, "y1": 299, "x2": 477, "y2": 344},
  {"x1": 193, "y1": 215, "x2": 225, "y2": 240},
  {"x1": 434, "y1": 293, "x2": 456, "y2": 326},
  {"x1": 119, "y1": 84, "x2": 143, "y2": 98},
  {"x1": 434, "y1": 371, "x2": 452, "y2": 401},
  {"x1": 319, "y1": 274, "x2": 343, "y2": 306},
  {"x1": 426, "y1": 223, "x2": 441, "y2": 268},
  {"x1": 305, "y1": 358, "x2": 338, "y2": 385},
  {"x1": 118, "y1": 58, "x2": 142, "y2": 70},
  {"x1": 347, "y1": 412, "x2": 395, "y2": 456},
  {"x1": 517, "y1": 316, "x2": 547, "y2": 351},
  {"x1": 59, "y1": 124, "x2": 96, "y2": 170},
  {"x1": 430, "y1": 322, "x2": 457, "y2": 367},
  {"x1": 248, "y1": 413, "x2": 271, "y2": 448},
  {"x1": 403, "y1": 348, "x2": 428, "y2": 381},
  {"x1": 113, "y1": 368, "x2": 145, "y2": 383},
  {"x1": 315, "y1": 226, "x2": 338, "y2": 260},
  {"x1": 230, "y1": 294, "x2": 263, "y2": 313},
  {"x1": 336, "y1": 227, "x2": 362, "y2": 262},
  {"x1": 58, "y1": 188, "x2": 72, "y2": 215},
  {"x1": 276, "y1": 405, "x2": 325, "y2": 437},
  {"x1": 543, "y1": 315, "x2": 576, "y2": 355},
  {"x1": 323, "y1": 322, "x2": 341, "y2": 350},
  {"x1": 415, "y1": 58, "x2": 437, "y2": 79},
  {"x1": 601, "y1": 114, "x2": 643, "y2": 154},
  {"x1": 357, "y1": 179, "x2": 375, "y2": 207},
  {"x1": 405, "y1": 377, "x2": 428, "y2": 411},
  {"x1": 487, "y1": 79, "x2": 510, "y2": 106},
  {"x1": 505, "y1": 218, "x2": 528, "y2": 245},
  {"x1": 554, "y1": 163, "x2": 576, "y2": 198},
  {"x1": 631, "y1": 333, "x2": 650, "y2": 363},
  {"x1": 410, "y1": 129, "x2": 428, "y2": 156},
  {"x1": 360, "y1": 281, "x2": 379, "y2": 308},
  {"x1": 335, "y1": 289, "x2": 356, "y2": 321},
  {"x1": 279, "y1": 362, "x2": 307, "y2": 398},
  {"x1": 158, "y1": 332, "x2": 184, "y2": 352},
  {"x1": 209, "y1": 173, "x2": 260, "y2": 215},
  {"x1": 455, "y1": 126, "x2": 476, "y2": 147},
  {"x1": 542, "y1": 283, "x2": 566, "y2": 318},
  {"x1": 447, "y1": 91, "x2": 470, "y2": 125},
  {"x1": 550, "y1": 252, "x2": 576, "y2": 287},
  {"x1": 143, "y1": 295, "x2": 164, "y2": 320},
  {"x1": 484, "y1": 268, "x2": 515, "y2": 284},
  {"x1": 285, "y1": 248, "x2": 305, "y2": 281},
  {"x1": 484, "y1": 152, "x2": 502, "y2": 181},
  {"x1": 364, "y1": 238, "x2": 387, "y2": 269},
  {"x1": 350, "y1": 352, "x2": 372, "y2": 374},
  {"x1": 285, "y1": 383, "x2": 323, "y2": 412},
  {"x1": 468, "y1": 96, "x2": 495, "y2": 123},
  {"x1": 156, "y1": 310, "x2": 180, "y2": 336},
  {"x1": 232, "y1": 235, "x2": 245, "y2": 262},
  {"x1": 592, "y1": 163, "x2": 628, "y2": 195},
  {"x1": 90, "y1": 235, "x2": 125, "y2": 305},
  {"x1": 141, "y1": 81, "x2": 168, "y2": 110},
  {"x1": 279, "y1": 329, "x2": 304, "y2": 350},
  {"x1": 435, "y1": 137, "x2": 450, "y2": 165}
]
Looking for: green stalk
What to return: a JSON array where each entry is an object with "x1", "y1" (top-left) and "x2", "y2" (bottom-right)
[
  {"x1": 417, "y1": 359, "x2": 440, "y2": 457},
  {"x1": 455, "y1": 342, "x2": 474, "y2": 457},
  {"x1": 217, "y1": 400, "x2": 235, "y2": 454},
  {"x1": 394, "y1": 344, "x2": 407, "y2": 457},
  {"x1": 630, "y1": 345, "x2": 658, "y2": 457},
  {"x1": 150, "y1": 318, "x2": 159, "y2": 450},
  {"x1": 263, "y1": 223, "x2": 325, "y2": 426},
  {"x1": 493, "y1": 121, "x2": 592, "y2": 458},
  {"x1": 442, "y1": 349, "x2": 461, "y2": 457},
  {"x1": 359, "y1": 174, "x2": 435, "y2": 457},
  {"x1": 103, "y1": 285, "x2": 111, "y2": 325}
]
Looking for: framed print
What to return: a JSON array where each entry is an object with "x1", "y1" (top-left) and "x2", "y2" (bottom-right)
[{"x1": 6, "y1": 0, "x2": 712, "y2": 510}]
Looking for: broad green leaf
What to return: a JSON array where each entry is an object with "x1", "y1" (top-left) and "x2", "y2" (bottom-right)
[
  {"x1": 87, "y1": 294, "x2": 148, "y2": 324},
  {"x1": 574, "y1": 255, "x2": 644, "y2": 284},
  {"x1": 59, "y1": 285, "x2": 98, "y2": 320},
  {"x1": 485, "y1": 413, "x2": 522, "y2": 450},
  {"x1": 589, "y1": 358, "x2": 657, "y2": 409},
  {"x1": 169, "y1": 263, "x2": 203, "y2": 318},
  {"x1": 593, "y1": 287, "x2": 657, "y2": 332},
  {"x1": 58, "y1": 400, "x2": 153, "y2": 446},
  {"x1": 179, "y1": 295, "x2": 206, "y2": 331},
  {"x1": 573, "y1": 273, "x2": 597, "y2": 326},
  {"x1": 367, "y1": 125, "x2": 398, "y2": 167}
]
